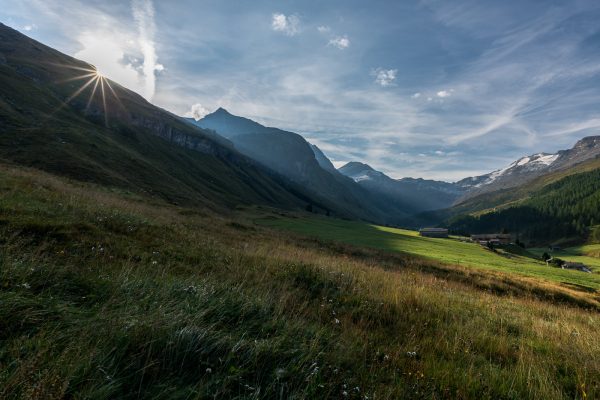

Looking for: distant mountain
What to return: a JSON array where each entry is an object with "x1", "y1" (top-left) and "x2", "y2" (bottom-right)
[
  {"x1": 456, "y1": 136, "x2": 600, "y2": 202},
  {"x1": 448, "y1": 164, "x2": 600, "y2": 245},
  {"x1": 430, "y1": 136, "x2": 600, "y2": 244},
  {"x1": 338, "y1": 162, "x2": 465, "y2": 213},
  {"x1": 189, "y1": 109, "x2": 412, "y2": 223}
]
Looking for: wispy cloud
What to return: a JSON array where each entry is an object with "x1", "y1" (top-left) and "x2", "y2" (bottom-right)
[
  {"x1": 271, "y1": 13, "x2": 300, "y2": 36},
  {"x1": 132, "y1": 0, "x2": 161, "y2": 101},
  {"x1": 372, "y1": 68, "x2": 397, "y2": 87},
  {"x1": 328, "y1": 35, "x2": 350, "y2": 49}
]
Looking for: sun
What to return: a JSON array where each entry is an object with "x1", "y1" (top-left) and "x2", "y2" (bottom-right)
[
  {"x1": 51, "y1": 63, "x2": 125, "y2": 126},
  {"x1": 94, "y1": 68, "x2": 105, "y2": 78}
]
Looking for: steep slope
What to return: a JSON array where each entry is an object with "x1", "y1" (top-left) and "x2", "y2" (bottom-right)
[
  {"x1": 0, "y1": 23, "x2": 326, "y2": 211},
  {"x1": 190, "y1": 108, "x2": 329, "y2": 184},
  {"x1": 189, "y1": 110, "x2": 412, "y2": 223},
  {"x1": 339, "y1": 162, "x2": 465, "y2": 213},
  {"x1": 310, "y1": 144, "x2": 337, "y2": 173}
]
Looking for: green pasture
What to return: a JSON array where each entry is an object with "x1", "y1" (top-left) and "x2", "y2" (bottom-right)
[{"x1": 258, "y1": 215, "x2": 600, "y2": 291}]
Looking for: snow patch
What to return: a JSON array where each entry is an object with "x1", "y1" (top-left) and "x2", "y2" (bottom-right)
[
  {"x1": 353, "y1": 174, "x2": 372, "y2": 182},
  {"x1": 535, "y1": 153, "x2": 559, "y2": 166}
]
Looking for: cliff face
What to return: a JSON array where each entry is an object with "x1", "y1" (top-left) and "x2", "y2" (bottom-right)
[{"x1": 130, "y1": 114, "x2": 228, "y2": 157}]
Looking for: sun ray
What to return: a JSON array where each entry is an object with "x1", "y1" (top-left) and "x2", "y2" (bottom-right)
[
  {"x1": 63, "y1": 75, "x2": 98, "y2": 105},
  {"x1": 55, "y1": 72, "x2": 97, "y2": 84},
  {"x1": 103, "y1": 78, "x2": 126, "y2": 111},
  {"x1": 85, "y1": 76, "x2": 101, "y2": 112},
  {"x1": 47, "y1": 62, "x2": 124, "y2": 126},
  {"x1": 100, "y1": 77, "x2": 108, "y2": 126}
]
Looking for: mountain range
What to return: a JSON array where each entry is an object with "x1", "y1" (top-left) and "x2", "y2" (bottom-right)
[
  {"x1": 189, "y1": 108, "x2": 413, "y2": 223},
  {"x1": 2, "y1": 22, "x2": 600, "y2": 244},
  {"x1": 455, "y1": 136, "x2": 600, "y2": 201}
]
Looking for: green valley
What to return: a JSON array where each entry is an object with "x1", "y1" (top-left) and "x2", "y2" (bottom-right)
[
  {"x1": 2, "y1": 163, "x2": 600, "y2": 399},
  {"x1": 257, "y1": 215, "x2": 600, "y2": 292}
]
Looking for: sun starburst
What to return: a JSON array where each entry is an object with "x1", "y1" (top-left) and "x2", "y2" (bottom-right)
[{"x1": 52, "y1": 63, "x2": 125, "y2": 126}]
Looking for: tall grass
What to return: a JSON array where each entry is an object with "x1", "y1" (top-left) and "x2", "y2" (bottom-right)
[{"x1": 0, "y1": 164, "x2": 599, "y2": 399}]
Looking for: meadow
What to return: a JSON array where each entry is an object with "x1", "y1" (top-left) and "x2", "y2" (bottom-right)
[
  {"x1": 1, "y1": 163, "x2": 600, "y2": 399},
  {"x1": 257, "y1": 215, "x2": 600, "y2": 292}
]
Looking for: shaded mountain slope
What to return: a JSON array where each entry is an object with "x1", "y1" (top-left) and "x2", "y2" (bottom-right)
[{"x1": 190, "y1": 110, "x2": 412, "y2": 223}]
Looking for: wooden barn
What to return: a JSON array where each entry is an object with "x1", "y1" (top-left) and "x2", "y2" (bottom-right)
[
  {"x1": 470, "y1": 233, "x2": 511, "y2": 245},
  {"x1": 419, "y1": 228, "x2": 449, "y2": 238}
]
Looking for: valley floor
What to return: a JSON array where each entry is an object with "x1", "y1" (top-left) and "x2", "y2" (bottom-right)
[
  {"x1": 1, "y1": 163, "x2": 599, "y2": 399},
  {"x1": 258, "y1": 215, "x2": 600, "y2": 294}
]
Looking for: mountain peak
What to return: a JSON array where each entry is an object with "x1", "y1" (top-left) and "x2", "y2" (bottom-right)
[
  {"x1": 339, "y1": 161, "x2": 375, "y2": 172},
  {"x1": 573, "y1": 135, "x2": 600, "y2": 150},
  {"x1": 213, "y1": 107, "x2": 231, "y2": 115}
]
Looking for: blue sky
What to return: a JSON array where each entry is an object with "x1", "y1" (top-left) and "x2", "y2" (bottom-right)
[{"x1": 3, "y1": 0, "x2": 600, "y2": 181}]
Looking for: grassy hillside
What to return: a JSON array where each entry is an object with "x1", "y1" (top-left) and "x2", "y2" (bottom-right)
[
  {"x1": 257, "y1": 215, "x2": 600, "y2": 293},
  {"x1": 2, "y1": 163, "x2": 600, "y2": 399}
]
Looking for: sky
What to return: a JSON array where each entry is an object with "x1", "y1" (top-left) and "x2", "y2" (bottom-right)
[{"x1": 3, "y1": 0, "x2": 600, "y2": 181}]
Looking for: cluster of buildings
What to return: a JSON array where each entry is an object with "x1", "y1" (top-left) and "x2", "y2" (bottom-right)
[
  {"x1": 417, "y1": 228, "x2": 593, "y2": 273},
  {"x1": 418, "y1": 228, "x2": 511, "y2": 245}
]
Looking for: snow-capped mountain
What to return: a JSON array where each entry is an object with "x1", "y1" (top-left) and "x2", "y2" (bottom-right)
[
  {"x1": 458, "y1": 153, "x2": 559, "y2": 190},
  {"x1": 456, "y1": 136, "x2": 600, "y2": 201},
  {"x1": 341, "y1": 136, "x2": 600, "y2": 212}
]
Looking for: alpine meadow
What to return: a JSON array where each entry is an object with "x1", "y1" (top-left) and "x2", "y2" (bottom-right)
[{"x1": 2, "y1": 1, "x2": 600, "y2": 399}]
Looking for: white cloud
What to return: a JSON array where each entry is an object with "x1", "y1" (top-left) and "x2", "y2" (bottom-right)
[
  {"x1": 69, "y1": 0, "x2": 162, "y2": 102},
  {"x1": 317, "y1": 25, "x2": 330, "y2": 33},
  {"x1": 271, "y1": 13, "x2": 300, "y2": 36},
  {"x1": 436, "y1": 90, "x2": 452, "y2": 98},
  {"x1": 23, "y1": 24, "x2": 37, "y2": 31},
  {"x1": 74, "y1": 32, "x2": 141, "y2": 92},
  {"x1": 185, "y1": 103, "x2": 210, "y2": 121},
  {"x1": 132, "y1": 0, "x2": 160, "y2": 101},
  {"x1": 328, "y1": 35, "x2": 350, "y2": 49},
  {"x1": 372, "y1": 68, "x2": 397, "y2": 87},
  {"x1": 411, "y1": 92, "x2": 421, "y2": 98}
]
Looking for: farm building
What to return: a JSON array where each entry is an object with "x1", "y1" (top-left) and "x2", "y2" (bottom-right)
[
  {"x1": 562, "y1": 262, "x2": 592, "y2": 273},
  {"x1": 470, "y1": 233, "x2": 511, "y2": 245},
  {"x1": 419, "y1": 228, "x2": 449, "y2": 238}
]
